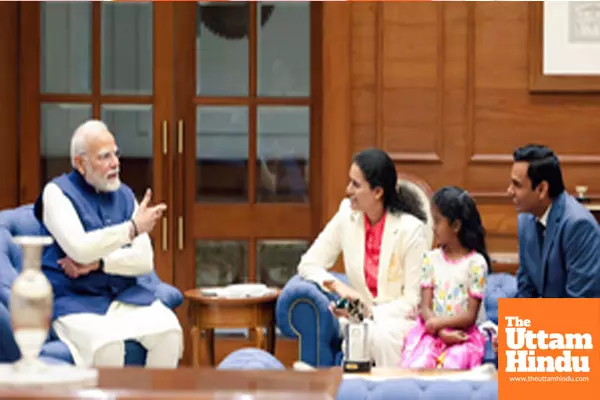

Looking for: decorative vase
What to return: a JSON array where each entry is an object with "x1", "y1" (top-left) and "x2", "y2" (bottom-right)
[
  {"x1": 9, "y1": 236, "x2": 54, "y2": 372},
  {"x1": 575, "y1": 185, "x2": 591, "y2": 204}
]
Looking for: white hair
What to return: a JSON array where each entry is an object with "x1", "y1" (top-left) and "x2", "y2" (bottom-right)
[{"x1": 70, "y1": 119, "x2": 109, "y2": 167}]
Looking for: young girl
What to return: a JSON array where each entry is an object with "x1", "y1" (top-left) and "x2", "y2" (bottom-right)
[{"x1": 399, "y1": 186, "x2": 490, "y2": 370}]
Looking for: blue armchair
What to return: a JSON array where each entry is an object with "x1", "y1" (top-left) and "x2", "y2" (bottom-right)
[
  {"x1": 276, "y1": 272, "x2": 517, "y2": 367},
  {"x1": 0, "y1": 204, "x2": 183, "y2": 365}
]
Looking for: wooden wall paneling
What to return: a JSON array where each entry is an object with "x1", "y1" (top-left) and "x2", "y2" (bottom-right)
[
  {"x1": 345, "y1": 1, "x2": 600, "y2": 256},
  {"x1": 322, "y1": 3, "x2": 352, "y2": 224},
  {"x1": 350, "y1": 2, "x2": 377, "y2": 154},
  {"x1": 477, "y1": 203, "x2": 520, "y2": 250},
  {"x1": 0, "y1": 2, "x2": 19, "y2": 209},
  {"x1": 380, "y1": 2, "x2": 443, "y2": 165},
  {"x1": 350, "y1": 2, "x2": 469, "y2": 192},
  {"x1": 464, "y1": 1, "x2": 523, "y2": 201},
  {"x1": 465, "y1": 2, "x2": 600, "y2": 250},
  {"x1": 467, "y1": 2, "x2": 600, "y2": 199}
]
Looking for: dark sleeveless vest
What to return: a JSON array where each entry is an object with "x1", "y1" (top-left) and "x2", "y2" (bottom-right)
[{"x1": 34, "y1": 170, "x2": 155, "y2": 319}]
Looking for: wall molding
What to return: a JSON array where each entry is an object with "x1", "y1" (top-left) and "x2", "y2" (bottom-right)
[
  {"x1": 470, "y1": 153, "x2": 600, "y2": 165},
  {"x1": 390, "y1": 152, "x2": 442, "y2": 163}
]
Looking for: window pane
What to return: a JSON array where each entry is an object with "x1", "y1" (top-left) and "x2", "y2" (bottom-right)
[
  {"x1": 40, "y1": 104, "x2": 93, "y2": 187},
  {"x1": 101, "y1": 2, "x2": 153, "y2": 95},
  {"x1": 101, "y1": 105, "x2": 153, "y2": 200},
  {"x1": 197, "y1": 2, "x2": 249, "y2": 96},
  {"x1": 257, "y1": 240, "x2": 309, "y2": 288},
  {"x1": 196, "y1": 240, "x2": 248, "y2": 287},
  {"x1": 41, "y1": 2, "x2": 91, "y2": 94},
  {"x1": 257, "y1": 2, "x2": 310, "y2": 97},
  {"x1": 257, "y1": 106, "x2": 309, "y2": 203},
  {"x1": 197, "y1": 107, "x2": 249, "y2": 202}
]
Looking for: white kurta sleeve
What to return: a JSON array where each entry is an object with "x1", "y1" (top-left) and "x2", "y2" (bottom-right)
[
  {"x1": 42, "y1": 183, "x2": 133, "y2": 265},
  {"x1": 297, "y1": 200, "x2": 346, "y2": 287},
  {"x1": 373, "y1": 222, "x2": 428, "y2": 321},
  {"x1": 101, "y1": 201, "x2": 154, "y2": 276}
]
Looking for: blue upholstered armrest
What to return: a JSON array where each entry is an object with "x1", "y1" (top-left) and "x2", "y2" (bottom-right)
[
  {"x1": 276, "y1": 273, "x2": 348, "y2": 366},
  {"x1": 155, "y1": 282, "x2": 183, "y2": 309},
  {"x1": 481, "y1": 273, "x2": 518, "y2": 368},
  {"x1": 0, "y1": 229, "x2": 19, "y2": 307},
  {"x1": 137, "y1": 271, "x2": 183, "y2": 310},
  {"x1": 484, "y1": 273, "x2": 518, "y2": 325}
]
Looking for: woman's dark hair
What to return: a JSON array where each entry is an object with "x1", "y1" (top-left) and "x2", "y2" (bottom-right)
[
  {"x1": 352, "y1": 148, "x2": 427, "y2": 223},
  {"x1": 432, "y1": 186, "x2": 491, "y2": 272}
]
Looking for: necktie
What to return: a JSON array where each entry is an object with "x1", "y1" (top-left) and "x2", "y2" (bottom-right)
[{"x1": 536, "y1": 221, "x2": 546, "y2": 254}]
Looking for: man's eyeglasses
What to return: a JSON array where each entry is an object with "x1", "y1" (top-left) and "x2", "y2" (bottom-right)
[{"x1": 82, "y1": 149, "x2": 121, "y2": 163}]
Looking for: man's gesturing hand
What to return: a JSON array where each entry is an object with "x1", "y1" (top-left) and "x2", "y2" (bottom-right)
[{"x1": 131, "y1": 189, "x2": 167, "y2": 237}]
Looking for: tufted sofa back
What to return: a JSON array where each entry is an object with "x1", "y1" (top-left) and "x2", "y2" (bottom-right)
[
  {"x1": 396, "y1": 174, "x2": 434, "y2": 249},
  {"x1": 0, "y1": 204, "x2": 44, "y2": 237},
  {"x1": 0, "y1": 205, "x2": 45, "y2": 303}
]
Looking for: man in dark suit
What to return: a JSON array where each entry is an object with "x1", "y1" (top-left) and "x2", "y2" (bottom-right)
[
  {"x1": 508, "y1": 144, "x2": 600, "y2": 298},
  {"x1": 493, "y1": 144, "x2": 600, "y2": 352}
]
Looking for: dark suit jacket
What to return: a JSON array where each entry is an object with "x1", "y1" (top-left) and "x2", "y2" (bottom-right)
[{"x1": 516, "y1": 192, "x2": 600, "y2": 298}]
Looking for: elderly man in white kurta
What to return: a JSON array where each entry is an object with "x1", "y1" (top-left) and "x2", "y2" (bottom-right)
[
  {"x1": 33, "y1": 119, "x2": 182, "y2": 368},
  {"x1": 298, "y1": 148, "x2": 432, "y2": 367}
]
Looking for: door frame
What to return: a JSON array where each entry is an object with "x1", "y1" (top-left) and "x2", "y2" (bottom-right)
[{"x1": 0, "y1": 1, "x2": 18, "y2": 210}]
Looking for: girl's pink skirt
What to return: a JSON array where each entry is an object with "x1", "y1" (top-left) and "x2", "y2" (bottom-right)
[{"x1": 399, "y1": 317, "x2": 486, "y2": 370}]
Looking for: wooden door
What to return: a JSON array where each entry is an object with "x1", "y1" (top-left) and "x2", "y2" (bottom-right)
[
  {"x1": 18, "y1": 1, "x2": 176, "y2": 282},
  {"x1": 172, "y1": 1, "x2": 321, "y2": 297}
]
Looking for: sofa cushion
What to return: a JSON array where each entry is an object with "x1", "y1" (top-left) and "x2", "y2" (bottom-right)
[
  {"x1": 214, "y1": 345, "x2": 499, "y2": 400},
  {"x1": 338, "y1": 379, "x2": 497, "y2": 400},
  {"x1": 40, "y1": 340, "x2": 75, "y2": 364},
  {"x1": 217, "y1": 348, "x2": 285, "y2": 370},
  {"x1": 39, "y1": 355, "x2": 72, "y2": 366}
]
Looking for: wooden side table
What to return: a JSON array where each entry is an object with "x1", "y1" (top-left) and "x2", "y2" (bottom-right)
[{"x1": 184, "y1": 288, "x2": 280, "y2": 367}]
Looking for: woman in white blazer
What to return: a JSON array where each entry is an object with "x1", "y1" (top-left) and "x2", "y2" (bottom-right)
[{"x1": 298, "y1": 148, "x2": 432, "y2": 367}]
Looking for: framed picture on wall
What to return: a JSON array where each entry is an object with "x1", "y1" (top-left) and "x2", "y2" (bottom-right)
[{"x1": 529, "y1": 1, "x2": 600, "y2": 92}]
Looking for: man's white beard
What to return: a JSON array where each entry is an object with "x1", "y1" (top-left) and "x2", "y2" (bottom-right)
[
  {"x1": 98, "y1": 177, "x2": 121, "y2": 192},
  {"x1": 84, "y1": 163, "x2": 121, "y2": 192}
]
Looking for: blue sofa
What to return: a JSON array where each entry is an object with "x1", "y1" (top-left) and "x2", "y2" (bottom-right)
[
  {"x1": 276, "y1": 272, "x2": 517, "y2": 367},
  {"x1": 218, "y1": 347, "x2": 499, "y2": 400},
  {"x1": 0, "y1": 204, "x2": 183, "y2": 365}
]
